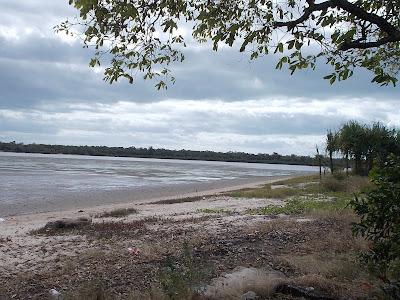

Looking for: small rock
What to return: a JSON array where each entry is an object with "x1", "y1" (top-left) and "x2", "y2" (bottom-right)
[{"x1": 241, "y1": 291, "x2": 257, "y2": 300}]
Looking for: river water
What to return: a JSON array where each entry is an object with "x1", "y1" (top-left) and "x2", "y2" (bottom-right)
[{"x1": 0, "y1": 152, "x2": 318, "y2": 216}]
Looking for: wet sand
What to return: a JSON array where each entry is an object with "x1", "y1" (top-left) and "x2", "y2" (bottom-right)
[{"x1": 0, "y1": 175, "x2": 294, "y2": 217}]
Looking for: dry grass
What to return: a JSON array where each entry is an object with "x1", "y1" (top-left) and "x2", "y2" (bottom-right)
[
  {"x1": 204, "y1": 268, "x2": 286, "y2": 300},
  {"x1": 230, "y1": 184, "x2": 298, "y2": 199},
  {"x1": 32, "y1": 220, "x2": 146, "y2": 239},
  {"x1": 197, "y1": 208, "x2": 234, "y2": 214},
  {"x1": 271, "y1": 174, "x2": 320, "y2": 186},
  {"x1": 233, "y1": 174, "x2": 371, "y2": 201},
  {"x1": 277, "y1": 253, "x2": 365, "y2": 280},
  {"x1": 96, "y1": 207, "x2": 138, "y2": 218},
  {"x1": 149, "y1": 196, "x2": 205, "y2": 205},
  {"x1": 320, "y1": 175, "x2": 371, "y2": 193},
  {"x1": 249, "y1": 211, "x2": 373, "y2": 299},
  {"x1": 63, "y1": 279, "x2": 112, "y2": 300}
]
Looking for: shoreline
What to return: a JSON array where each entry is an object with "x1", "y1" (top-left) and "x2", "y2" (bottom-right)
[
  {"x1": 1, "y1": 175, "x2": 301, "y2": 218},
  {"x1": 0, "y1": 149, "x2": 320, "y2": 167},
  {"x1": 0, "y1": 175, "x2": 297, "y2": 235}
]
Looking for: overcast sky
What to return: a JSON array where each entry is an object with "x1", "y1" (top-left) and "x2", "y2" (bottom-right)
[{"x1": 0, "y1": 1, "x2": 399, "y2": 156}]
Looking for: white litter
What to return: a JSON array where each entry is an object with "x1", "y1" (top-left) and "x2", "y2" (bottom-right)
[
  {"x1": 49, "y1": 288, "x2": 62, "y2": 299},
  {"x1": 0, "y1": 218, "x2": 5, "y2": 223}
]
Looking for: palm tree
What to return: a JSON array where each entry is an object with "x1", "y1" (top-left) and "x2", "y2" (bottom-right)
[
  {"x1": 326, "y1": 130, "x2": 338, "y2": 174},
  {"x1": 338, "y1": 124, "x2": 352, "y2": 175},
  {"x1": 338, "y1": 121, "x2": 367, "y2": 176}
]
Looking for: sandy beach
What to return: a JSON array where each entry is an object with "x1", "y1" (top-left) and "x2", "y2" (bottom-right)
[
  {"x1": 0, "y1": 173, "x2": 376, "y2": 300},
  {"x1": 0, "y1": 175, "x2": 294, "y2": 234},
  {"x1": 0, "y1": 176, "x2": 293, "y2": 297}
]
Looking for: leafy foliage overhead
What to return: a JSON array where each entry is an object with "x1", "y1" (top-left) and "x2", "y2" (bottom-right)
[{"x1": 58, "y1": 0, "x2": 400, "y2": 88}]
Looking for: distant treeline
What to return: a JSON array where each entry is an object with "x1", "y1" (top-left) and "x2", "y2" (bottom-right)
[{"x1": 0, "y1": 141, "x2": 336, "y2": 166}]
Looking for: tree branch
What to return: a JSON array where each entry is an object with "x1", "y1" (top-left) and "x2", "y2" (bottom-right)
[
  {"x1": 274, "y1": 1, "x2": 333, "y2": 30},
  {"x1": 340, "y1": 35, "x2": 399, "y2": 50},
  {"x1": 332, "y1": 0, "x2": 399, "y2": 37},
  {"x1": 274, "y1": 0, "x2": 400, "y2": 50}
]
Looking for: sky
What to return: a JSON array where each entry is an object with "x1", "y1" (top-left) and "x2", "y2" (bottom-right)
[{"x1": 0, "y1": 1, "x2": 399, "y2": 156}]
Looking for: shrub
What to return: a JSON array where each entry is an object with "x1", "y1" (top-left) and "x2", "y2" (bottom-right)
[
  {"x1": 96, "y1": 207, "x2": 138, "y2": 218},
  {"x1": 350, "y1": 155, "x2": 400, "y2": 299},
  {"x1": 321, "y1": 177, "x2": 347, "y2": 192},
  {"x1": 332, "y1": 171, "x2": 346, "y2": 181}
]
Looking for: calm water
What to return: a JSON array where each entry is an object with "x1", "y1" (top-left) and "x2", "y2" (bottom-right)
[{"x1": 0, "y1": 152, "x2": 318, "y2": 216}]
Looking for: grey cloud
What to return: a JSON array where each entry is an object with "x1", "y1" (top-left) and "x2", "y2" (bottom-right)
[
  {"x1": 0, "y1": 97, "x2": 397, "y2": 155},
  {"x1": 0, "y1": 23, "x2": 398, "y2": 110},
  {"x1": 0, "y1": 0, "x2": 399, "y2": 155}
]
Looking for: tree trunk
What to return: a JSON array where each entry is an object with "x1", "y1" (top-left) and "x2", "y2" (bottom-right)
[
  {"x1": 319, "y1": 157, "x2": 322, "y2": 180},
  {"x1": 329, "y1": 151, "x2": 334, "y2": 174},
  {"x1": 355, "y1": 153, "x2": 362, "y2": 175},
  {"x1": 345, "y1": 152, "x2": 349, "y2": 176}
]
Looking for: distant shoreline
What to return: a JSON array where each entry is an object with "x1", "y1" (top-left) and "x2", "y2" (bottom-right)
[
  {"x1": 0, "y1": 141, "x2": 328, "y2": 166},
  {"x1": 0, "y1": 150, "x2": 314, "y2": 166}
]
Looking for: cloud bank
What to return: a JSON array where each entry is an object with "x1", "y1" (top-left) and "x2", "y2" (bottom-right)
[{"x1": 0, "y1": 1, "x2": 398, "y2": 155}]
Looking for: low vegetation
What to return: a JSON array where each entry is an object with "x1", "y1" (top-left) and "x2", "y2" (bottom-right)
[
  {"x1": 197, "y1": 208, "x2": 234, "y2": 214},
  {"x1": 230, "y1": 174, "x2": 370, "y2": 201},
  {"x1": 32, "y1": 220, "x2": 146, "y2": 239},
  {"x1": 247, "y1": 196, "x2": 348, "y2": 216},
  {"x1": 96, "y1": 208, "x2": 138, "y2": 218}
]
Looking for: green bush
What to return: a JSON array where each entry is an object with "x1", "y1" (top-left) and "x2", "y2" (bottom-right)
[
  {"x1": 321, "y1": 177, "x2": 347, "y2": 192},
  {"x1": 350, "y1": 155, "x2": 400, "y2": 299},
  {"x1": 332, "y1": 171, "x2": 346, "y2": 181}
]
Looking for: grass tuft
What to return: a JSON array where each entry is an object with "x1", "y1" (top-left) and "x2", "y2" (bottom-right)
[
  {"x1": 197, "y1": 208, "x2": 234, "y2": 214},
  {"x1": 271, "y1": 174, "x2": 320, "y2": 186},
  {"x1": 32, "y1": 220, "x2": 145, "y2": 239},
  {"x1": 96, "y1": 207, "x2": 138, "y2": 218},
  {"x1": 230, "y1": 184, "x2": 298, "y2": 199},
  {"x1": 247, "y1": 196, "x2": 350, "y2": 216}
]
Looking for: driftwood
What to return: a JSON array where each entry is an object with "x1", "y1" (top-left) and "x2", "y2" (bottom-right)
[{"x1": 276, "y1": 283, "x2": 337, "y2": 300}]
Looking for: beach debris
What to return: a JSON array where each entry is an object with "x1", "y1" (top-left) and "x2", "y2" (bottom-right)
[
  {"x1": 0, "y1": 218, "x2": 5, "y2": 223},
  {"x1": 49, "y1": 288, "x2": 62, "y2": 299},
  {"x1": 127, "y1": 246, "x2": 141, "y2": 255},
  {"x1": 276, "y1": 284, "x2": 335, "y2": 300},
  {"x1": 0, "y1": 236, "x2": 12, "y2": 244},
  {"x1": 241, "y1": 291, "x2": 257, "y2": 300},
  {"x1": 44, "y1": 217, "x2": 92, "y2": 230},
  {"x1": 203, "y1": 267, "x2": 286, "y2": 299}
]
